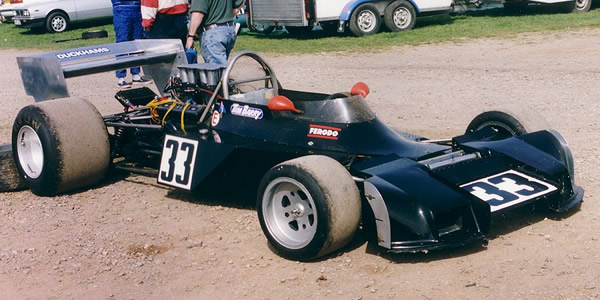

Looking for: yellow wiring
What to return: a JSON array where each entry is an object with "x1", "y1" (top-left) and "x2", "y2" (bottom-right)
[
  {"x1": 181, "y1": 103, "x2": 191, "y2": 135},
  {"x1": 161, "y1": 102, "x2": 178, "y2": 126},
  {"x1": 146, "y1": 97, "x2": 191, "y2": 134},
  {"x1": 146, "y1": 97, "x2": 179, "y2": 124}
]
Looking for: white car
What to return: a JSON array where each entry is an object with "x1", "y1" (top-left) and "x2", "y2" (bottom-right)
[
  {"x1": 12, "y1": 0, "x2": 112, "y2": 33},
  {"x1": 0, "y1": 0, "x2": 19, "y2": 23}
]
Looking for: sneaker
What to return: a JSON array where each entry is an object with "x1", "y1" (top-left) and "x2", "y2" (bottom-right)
[
  {"x1": 117, "y1": 79, "x2": 132, "y2": 89},
  {"x1": 132, "y1": 75, "x2": 152, "y2": 85}
]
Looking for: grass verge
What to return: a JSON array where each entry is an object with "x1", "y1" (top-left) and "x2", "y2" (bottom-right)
[{"x1": 0, "y1": 5, "x2": 599, "y2": 54}]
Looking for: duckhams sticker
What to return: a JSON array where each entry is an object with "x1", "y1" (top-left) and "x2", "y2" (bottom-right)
[
  {"x1": 56, "y1": 47, "x2": 110, "y2": 59},
  {"x1": 307, "y1": 125, "x2": 341, "y2": 140}
]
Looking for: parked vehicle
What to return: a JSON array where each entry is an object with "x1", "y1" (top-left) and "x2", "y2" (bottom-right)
[
  {"x1": 11, "y1": 0, "x2": 112, "y2": 33},
  {"x1": 0, "y1": 0, "x2": 23, "y2": 23},
  {"x1": 247, "y1": 0, "x2": 594, "y2": 37},
  {"x1": 2, "y1": 40, "x2": 583, "y2": 260},
  {"x1": 235, "y1": 4, "x2": 277, "y2": 34}
]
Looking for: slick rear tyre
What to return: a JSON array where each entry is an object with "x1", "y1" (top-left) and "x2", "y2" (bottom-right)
[
  {"x1": 349, "y1": 4, "x2": 381, "y2": 37},
  {"x1": 12, "y1": 97, "x2": 110, "y2": 196},
  {"x1": 0, "y1": 144, "x2": 26, "y2": 192},
  {"x1": 257, "y1": 155, "x2": 361, "y2": 261},
  {"x1": 384, "y1": 0, "x2": 416, "y2": 32},
  {"x1": 466, "y1": 105, "x2": 550, "y2": 137}
]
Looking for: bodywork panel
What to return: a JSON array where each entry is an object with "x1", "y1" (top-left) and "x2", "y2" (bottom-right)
[
  {"x1": 15, "y1": 43, "x2": 584, "y2": 256},
  {"x1": 17, "y1": 39, "x2": 186, "y2": 102}
]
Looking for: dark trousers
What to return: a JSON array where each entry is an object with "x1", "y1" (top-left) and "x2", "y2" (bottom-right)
[{"x1": 147, "y1": 13, "x2": 188, "y2": 46}]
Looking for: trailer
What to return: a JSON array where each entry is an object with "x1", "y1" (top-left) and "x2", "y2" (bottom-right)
[{"x1": 247, "y1": 0, "x2": 593, "y2": 37}]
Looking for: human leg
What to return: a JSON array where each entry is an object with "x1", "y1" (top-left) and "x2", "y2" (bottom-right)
[
  {"x1": 123, "y1": 5, "x2": 142, "y2": 75},
  {"x1": 200, "y1": 27, "x2": 236, "y2": 65}
]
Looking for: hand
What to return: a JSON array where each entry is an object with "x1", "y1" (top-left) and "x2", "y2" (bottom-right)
[{"x1": 185, "y1": 36, "x2": 195, "y2": 50}]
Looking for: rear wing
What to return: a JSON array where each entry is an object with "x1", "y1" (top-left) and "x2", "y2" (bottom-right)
[{"x1": 17, "y1": 39, "x2": 186, "y2": 102}]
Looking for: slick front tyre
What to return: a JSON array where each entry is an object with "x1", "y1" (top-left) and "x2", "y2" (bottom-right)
[
  {"x1": 257, "y1": 155, "x2": 361, "y2": 261},
  {"x1": 466, "y1": 105, "x2": 550, "y2": 137},
  {"x1": 12, "y1": 97, "x2": 110, "y2": 196},
  {"x1": 0, "y1": 144, "x2": 26, "y2": 192}
]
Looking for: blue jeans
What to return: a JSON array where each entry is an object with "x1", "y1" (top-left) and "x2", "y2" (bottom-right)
[
  {"x1": 200, "y1": 26, "x2": 236, "y2": 65},
  {"x1": 113, "y1": 3, "x2": 143, "y2": 78}
]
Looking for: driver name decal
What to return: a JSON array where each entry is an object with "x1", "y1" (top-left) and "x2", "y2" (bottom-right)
[
  {"x1": 460, "y1": 170, "x2": 557, "y2": 212},
  {"x1": 56, "y1": 47, "x2": 111, "y2": 59},
  {"x1": 308, "y1": 125, "x2": 341, "y2": 140},
  {"x1": 230, "y1": 104, "x2": 263, "y2": 120}
]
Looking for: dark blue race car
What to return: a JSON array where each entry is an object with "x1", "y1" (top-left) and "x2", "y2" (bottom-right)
[{"x1": 5, "y1": 40, "x2": 583, "y2": 260}]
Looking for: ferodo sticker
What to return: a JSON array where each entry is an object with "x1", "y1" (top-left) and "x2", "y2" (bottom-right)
[
  {"x1": 461, "y1": 170, "x2": 557, "y2": 213},
  {"x1": 307, "y1": 125, "x2": 341, "y2": 140}
]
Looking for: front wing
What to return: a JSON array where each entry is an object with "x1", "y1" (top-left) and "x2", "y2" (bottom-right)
[{"x1": 355, "y1": 130, "x2": 584, "y2": 253}]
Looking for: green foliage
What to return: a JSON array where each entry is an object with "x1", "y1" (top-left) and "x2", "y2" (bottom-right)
[{"x1": 1, "y1": 6, "x2": 599, "y2": 53}]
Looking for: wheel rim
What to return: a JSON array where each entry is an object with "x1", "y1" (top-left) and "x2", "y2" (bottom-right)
[
  {"x1": 357, "y1": 10, "x2": 377, "y2": 32},
  {"x1": 262, "y1": 177, "x2": 317, "y2": 249},
  {"x1": 475, "y1": 121, "x2": 518, "y2": 137},
  {"x1": 16, "y1": 125, "x2": 44, "y2": 179},
  {"x1": 51, "y1": 16, "x2": 66, "y2": 32},
  {"x1": 393, "y1": 7, "x2": 412, "y2": 29},
  {"x1": 575, "y1": 0, "x2": 588, "y2": 10}
]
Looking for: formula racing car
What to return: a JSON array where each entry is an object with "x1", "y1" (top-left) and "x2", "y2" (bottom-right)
[{"x1": 1, "y1": 40, "x2": 584, "y2": 260}]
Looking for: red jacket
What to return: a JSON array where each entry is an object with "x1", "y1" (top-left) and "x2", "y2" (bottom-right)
[{"x1": 141, "y1": 0, "x2": 188, "y2": 28}]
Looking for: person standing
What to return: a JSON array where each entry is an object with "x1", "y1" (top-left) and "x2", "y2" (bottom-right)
[
  {"x1": 185, "y1": 0, "x2": 244, "y2": 65},
  {"x1": 111, "y1": 0, "x2": 149, "y2": 88},
  {"x1": 141, "y1": 0, "x2": 189, "y2": 46}
]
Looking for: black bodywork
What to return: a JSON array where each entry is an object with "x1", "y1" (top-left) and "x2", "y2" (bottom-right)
[
  {"x1": 16, "y1": 42, "x2": 583, "y2": 254},
  {"x1": 109, "y1": 84, "x2": 582, "y2": 253}
]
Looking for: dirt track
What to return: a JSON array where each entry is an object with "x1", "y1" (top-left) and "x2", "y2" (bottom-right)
[{"x1": 1, "y1": 28, "x2": 600, "y2": 299}]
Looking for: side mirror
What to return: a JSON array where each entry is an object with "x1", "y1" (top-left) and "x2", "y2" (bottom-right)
[
  {"x1": 268, "y1": 95, "x2": 302, "y2": 114},
  {"x1": 350, "y1": 82, "x2": 370, "y2": 98}
]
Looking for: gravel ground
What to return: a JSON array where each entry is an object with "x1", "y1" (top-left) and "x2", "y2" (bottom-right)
[{"x1": 1, "y1": 28, "x2": 600, "y2": 299}]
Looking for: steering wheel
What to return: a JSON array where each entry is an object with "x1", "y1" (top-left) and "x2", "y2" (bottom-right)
[{"x1": 220, "y1": 50, "x2": 279, "y2": 100}]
